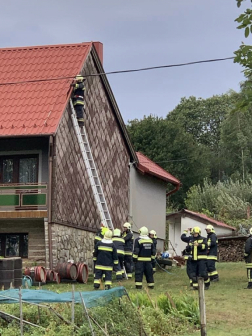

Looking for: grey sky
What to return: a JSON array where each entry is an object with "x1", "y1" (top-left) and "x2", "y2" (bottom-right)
[{"x1": 0, "y1": 0, "x2": 246, "y2": 122}]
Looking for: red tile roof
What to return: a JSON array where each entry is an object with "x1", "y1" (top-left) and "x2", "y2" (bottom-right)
[
  {"x1": 166, "y1": 209, "x2": 236, "y2": 230},
  {"x1": 136, "y1": 152, "x2": 181, "y2": 185},
  {"x1": 0, "y1": 43, "x2": 92, "y2": 136}
]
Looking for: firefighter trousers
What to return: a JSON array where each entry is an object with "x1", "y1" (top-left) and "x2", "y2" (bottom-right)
[
  {"x1": 206, "y1": 259, "x2": 219, "y2": 281},
  {"x1": 190, "y1": 260, "x2": 210, "y2": 289},
  {"x1": 135, "y1": 261, "x2": 154, "y2": 289},
  {"x1": 74, "y1": 105, "x2": 85, "y2": 127},
  {"x1": 186, "y1": 258, "x2": 192, "y2": 286},
  {"x1": 124, "y1": 254, "x2": 133, "y2": 278},
  {"x1": 246, "y1": 262, "x2": 252, "y2": 288},
  {"x1": 113, "y1": 255, "x2": 124, "y2": 280},
  {"x1": 94, "y1": 269, "x2": 112, "y2": 289}
]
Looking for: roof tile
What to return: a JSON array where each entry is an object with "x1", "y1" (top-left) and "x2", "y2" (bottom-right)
[{"x1": 0, "y1": 43, "x2": 92, "y2": 136}]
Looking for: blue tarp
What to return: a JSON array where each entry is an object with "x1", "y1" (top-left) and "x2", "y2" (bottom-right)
[{"x1": 0, "y1": 286, "x2": 127, "y2": 308}]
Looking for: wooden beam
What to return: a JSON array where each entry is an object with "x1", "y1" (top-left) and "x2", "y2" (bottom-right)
[{"x1": 0, "y1": 210, "x2": 47, "y2": 219}]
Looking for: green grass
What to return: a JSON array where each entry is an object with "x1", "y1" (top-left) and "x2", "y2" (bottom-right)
[
  {"x1": 5, "y1": 262, "x2": 251, "y2": 335},
  {"x1": 39, "y1": 262, "x2": 251, "y2": 335}
]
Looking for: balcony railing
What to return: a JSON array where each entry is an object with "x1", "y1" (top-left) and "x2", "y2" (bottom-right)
[{"x1": 0, "y1": 183, "x2": 48, "y2": 211}]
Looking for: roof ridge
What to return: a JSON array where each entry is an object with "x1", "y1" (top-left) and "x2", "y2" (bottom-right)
[{"x1": 0, "y1": 42, "x2": 92, "y2": 52}]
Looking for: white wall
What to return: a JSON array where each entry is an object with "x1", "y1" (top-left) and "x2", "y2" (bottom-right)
[
  {"x1": 168, "y1": 215, "x2": 234, "y2": 257},
  {"x1": 129, "y1": 164, "x2": 167, "y2": 248}
]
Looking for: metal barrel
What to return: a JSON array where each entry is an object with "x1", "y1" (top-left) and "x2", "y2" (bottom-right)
[
  {"x1": 77, "y1": 263, "x2": 89, "y2": 283},
  {"x1": 46, "y1": 269, "x2": 54, "y2": 282},
  {"x1": 0, "y1": 259, "x2": 14, "y2": 289},
  {"x1": 34, "y1": 266, "x2": 46, "y2": 283},
  {"x1": 53, "y1": 272, "x2": 61, "y2": 284},
  {"x1": 55, "y1": 262, "x2": 78, "y2": 280}
]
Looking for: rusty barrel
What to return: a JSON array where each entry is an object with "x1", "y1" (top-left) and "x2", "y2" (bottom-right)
[
  {"x1": 34, "y1": 266, "x2": 46, "y2": 283},
  {"x1": 77, "y1": 263, "x2": 89, "y2": 283},
  {"x1": 53, "y1": 272, "x2": 60, "y2": 284},
  {"x1": 55, "y1": 262, "x2": 78, "y2": 280},
  {"x1": 46, "y1": 269, "x2": 54, "y2": 282},
  {"x1": 0, "y1": 259, "x2": 14, "y2": 289},
  {"x1": 12, "y1": 257, "x2": 22, "y2": 288}
]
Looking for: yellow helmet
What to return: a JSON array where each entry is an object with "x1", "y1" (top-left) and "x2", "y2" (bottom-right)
[
  {"x1": 192, "y1": 226, "x2": 201, "y2": 234},
  {"x1": 206, "y1": 224, "x2": 214, "y2": 232},
  {"x1": 139, "y1": 226, "x2": 148, "y2": 236},
  {"x1": 101, "y1": 227, "x2": 109, "y2": 236},
  {"x1": 123, "y1": 222, "x2": 131, "y2": 230},
  {"x1": 104, "y1": 230, "x2": 113, "y2": 240},
  {"x1": 149, "y1": 230, "x2": 157, "y2": 239},
  {"x1": 113, "y1": 229, "x2": 121, "y2": 237},
  {"x1": 75, "y1": 74, "x2": 84, "y2": 82}
]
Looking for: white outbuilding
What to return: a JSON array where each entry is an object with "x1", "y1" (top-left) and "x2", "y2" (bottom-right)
[{"x1": 167, "y1": 209, "x2": 236, "y2": 257}]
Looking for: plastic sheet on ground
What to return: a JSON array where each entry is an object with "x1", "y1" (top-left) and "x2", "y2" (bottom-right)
[{"x1": 0, "y1": 286, "x2": 127, "y2": 308}]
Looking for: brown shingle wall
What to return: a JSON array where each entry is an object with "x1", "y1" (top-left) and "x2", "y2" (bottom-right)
[{"x1": 51, "y1": 52, "x2": 130, "y2": 230}]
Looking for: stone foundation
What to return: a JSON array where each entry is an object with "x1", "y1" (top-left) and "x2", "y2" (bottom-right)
[{"x1": 51, "y1": 223, "x2": 95, "y2": 270}]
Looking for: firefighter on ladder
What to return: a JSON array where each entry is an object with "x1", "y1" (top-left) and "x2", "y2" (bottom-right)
[
  {"x1": 71, "y1": 74, "x2": 85, "y2": 127},
  {"x1": 133, "y1": 226, "x2": 155, "y2": 289},
  {"x1": 122, "y1": 222, "x2": 134, "y2": 279}
]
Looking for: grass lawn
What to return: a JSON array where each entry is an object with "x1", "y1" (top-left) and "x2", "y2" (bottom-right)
[{"x1": 36, "y1": 262, "x2": 250, "y2": 335}]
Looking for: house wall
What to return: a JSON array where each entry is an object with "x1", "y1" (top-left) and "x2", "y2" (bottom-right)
[
  {"x1": 51, "y1": 224, "x2": 95, "y2": 269},
  {"x1": 129, "y1": 166, "x2": 167, "y2": 251},
  {"x1": 0, "y1": 137, "x2": 49, "y2": 183},
  {"x1": 0, "y1": 218, "x2": 45, "y2": 265},
  {"x1": 168, "y1": 215, "x2": 234, "y2": 257},
  {"x1": 52, "y1": 51, "x2": 130, "y2": 232}
]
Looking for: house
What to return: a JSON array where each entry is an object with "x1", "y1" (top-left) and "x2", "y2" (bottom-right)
[
  {"x1": 0, "y1": 41, "x2": 180, "y2": 269},
  {"x1": 167, "y1": 209, "x2": 236, "y2": 256},
  {"x1": 130, "y1": 152, "x2": 180, "y2": 251}
]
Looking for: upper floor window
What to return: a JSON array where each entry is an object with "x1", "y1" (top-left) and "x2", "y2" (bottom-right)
[{"x1": 0, "y1": 155, "x2": 38, "y2": 184}]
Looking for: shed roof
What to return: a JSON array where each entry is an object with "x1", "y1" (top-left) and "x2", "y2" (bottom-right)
[
  {"x1": 0, "y1": 43, "x2": 92, "y2": 136},
  {"x1": 166, "y1": 209, "x2": 236, "y2": 231},
  {"x1": 136, "y1": 152, "x2": 181, "y2": 186}
]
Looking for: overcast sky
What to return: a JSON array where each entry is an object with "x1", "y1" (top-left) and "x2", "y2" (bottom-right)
[{"x1": 0, "y1": 0, "x2": 246, "y2": 122}]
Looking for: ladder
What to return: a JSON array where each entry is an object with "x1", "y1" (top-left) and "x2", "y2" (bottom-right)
[{"x1": 70, "y1": 100, "x2": 114, "y2": 231}]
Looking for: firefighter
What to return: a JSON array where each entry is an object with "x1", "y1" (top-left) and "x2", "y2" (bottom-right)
[
  {"x1": 93, "y1": 224, "x2": 107, "y2": 276},
  {"x1": 205, "y1": 224, "x2": 219, "y2": 282},
  {"x1": 181, "y1": 228, "x2": 193, "y2": 287},
  {"x1": 244, "y1": 227, "x2": 252, "y2": 289},
  {"x1": 149, "y1": 230, "x2": 157, "y2": 273},
  {"x1": 71, "y1": 74, "x2": 85, "y2": 127},
  {"x1": 112, "y1": 229, "x2": 125, "y2": 280},
  {"x1": 93, "y1": 229, "x2": 118, "y2": 290},
  {"x1": 187, "y1": 227, "x2": 210, "y2": 290},
  {"x1": 133, "y1": 226, "x2": 155, "y2": 289},
  {"x1": 122, "y1": 222, "x2": 134, "y2": 278}
]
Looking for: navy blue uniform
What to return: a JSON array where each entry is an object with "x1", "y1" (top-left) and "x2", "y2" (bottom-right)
[
  {"x1": 244, "y1": 235, "x2": 252, "y2": 288},
  {"x1": 206, "y1": 232, "x2": 219, "y2": 281}
]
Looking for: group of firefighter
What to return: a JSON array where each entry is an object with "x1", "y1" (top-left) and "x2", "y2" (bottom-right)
[
  {"x1": 181, "y1": 225, "x2": 219, "y2": 290},
  {"x1": 93, "y1": 222, "x2": 157, "y2": 290}
]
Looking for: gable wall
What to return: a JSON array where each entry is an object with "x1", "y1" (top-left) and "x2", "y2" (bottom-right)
[{"x1": 51, "y1": 51, "x2": 130, "y2": 231}]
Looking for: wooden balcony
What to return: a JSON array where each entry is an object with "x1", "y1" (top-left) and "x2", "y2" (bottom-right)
[{"x1": 0, "y1": 184, "x2": 48, "y2": 219}]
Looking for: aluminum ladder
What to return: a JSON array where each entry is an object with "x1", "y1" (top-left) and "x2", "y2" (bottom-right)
[{"x1": 70, "y1": 100, "x2": 114, "y2": 230}]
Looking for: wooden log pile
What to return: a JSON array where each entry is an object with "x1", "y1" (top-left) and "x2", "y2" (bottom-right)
[{"x1": 218, "y1": 236, "x2": 247, "y2": 262}]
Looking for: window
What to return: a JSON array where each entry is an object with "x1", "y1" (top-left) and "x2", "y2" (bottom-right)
[
  {"x1": 0, "y1": 233, "x2": 28, "y2": 258},
  {"x1": 0, "y1": 155, "x2": 38, "y2": 184}
]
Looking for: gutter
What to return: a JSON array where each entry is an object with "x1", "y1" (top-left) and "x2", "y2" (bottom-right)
[
  {"x1": 166, "y1": 184, "x2": 180, "y2": 197},
  {"x1": 48, "y1": 135, "x2": 54, "y2": 269}
]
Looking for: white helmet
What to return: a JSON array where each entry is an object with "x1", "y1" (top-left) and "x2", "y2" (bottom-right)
[
  {"x1": 149, "y1": 230, "x2": 157, "y2": 239},
  {"x1": 123, "y1": 222, "x2": 131, "y2": 230},
  {"x1": 139, "y1": 226, "x2": 148, "y2": 236},
  {"x1": 113, "y1": 229, "x2": 121, "y2": 237},
  {"x1": 249, "y1": 228, "x2": 252, "y2": 236},
  {"x1": 206, "y1": 224, "x2": 214, "y2": 232},
  {"x1": 104, "y1": 230, "x2": 113, "y2": 240}
]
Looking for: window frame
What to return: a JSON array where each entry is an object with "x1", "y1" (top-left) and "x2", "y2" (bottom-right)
[
  {"x1": 0, "y1": 233, "x2": 28, "y2": 258},
  {"x1": 0, "y1": 154, "x2": 39, "y2": 184}
]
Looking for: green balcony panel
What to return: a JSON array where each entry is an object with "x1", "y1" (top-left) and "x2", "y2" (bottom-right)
[
  {"x1": 22, "y1": 194, "x2": 47, "y2": 206},
  {"x1": 0, "y1": 195, "x2": 20, "y2": 206},
  {"x1": 0, "y1": 185, "x2": 47, "y2": 190}
]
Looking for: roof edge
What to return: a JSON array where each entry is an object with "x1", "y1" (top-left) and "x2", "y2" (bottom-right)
[
  {"x1": 90, "y1": 46, "x2": 138, "y2": 163},
  {"x1": 0, "y1": 42, "x2": 92, "y2": 52}
]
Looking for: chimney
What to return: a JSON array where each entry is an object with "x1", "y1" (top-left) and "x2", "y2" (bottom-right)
[{"x1": 93, "y1": 42, "x2": 103, "y2": 65}]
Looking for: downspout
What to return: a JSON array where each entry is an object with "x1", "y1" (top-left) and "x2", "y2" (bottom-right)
[
  {"x1": 48, "y1": 135, "x2": 54, "y2": 269},
  {"x1": 166, "y1": 184, "x2": 180, "y2": 197}
]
